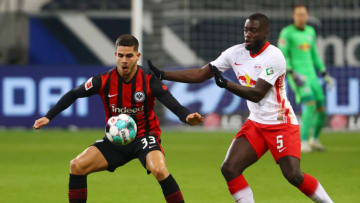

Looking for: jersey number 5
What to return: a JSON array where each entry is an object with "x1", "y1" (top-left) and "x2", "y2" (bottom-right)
[{"x1": 276, "y1": 135, "x2": 284, "y2": 149}]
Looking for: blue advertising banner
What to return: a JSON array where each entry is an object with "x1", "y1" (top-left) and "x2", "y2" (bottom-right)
[
  {"x1": 1, "y1": 66, "x2": 359, "y2": 130},
  {"x1": 0, "y1": 66, "x2": 110, "y2": 127}
]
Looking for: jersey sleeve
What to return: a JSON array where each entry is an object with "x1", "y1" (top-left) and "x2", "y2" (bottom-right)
[
  {"x1": 258, "y1": 49, "x2": 286, "y2": 86},
  {"x1": 209, "y1": 47, "x2": 234, "y2": 72},
  {"x1": 149, "y1": 76, "x2": 190, "y2": 123},
  {"x1": 310, "y1": 27, "x2": 326, "y2": 72},
  {"x1": 278, "y1": 27, "x2": 292, "y2": 71},
  {"x1": 45, "y1": 75, "x2": 102, "y2": 120}
]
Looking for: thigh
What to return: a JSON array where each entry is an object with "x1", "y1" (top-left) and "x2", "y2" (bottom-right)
[
  {"x1": 222, "y1": 137, "x2": 258, "y2": 181},
  {"x1": 235, "y1": 120, "x2": 268, "y2": 159},
  {"x1": 263, "y1": 124, "x2": 301, "y2": 163},
  {"x1": 310, "y1": 80, "x2": 326, "y2": 108},
  {"x1": 92, "y1": 138, "x2": 135, "y2": 172},
  {"x1": 135, "y1": 134, "x2": 163, "y2": 171},
  {"x1": 278, "y1": 156, "x2": 301, "y2": 174},
  {"x1": 72, "y1": 146, "x2": 108, "y2": 174},
  {"x1": 278, "y1": 156, "x2": 303, "y2": 186},
  {"x1": 145, "y1": 150, "x2": 169, "y2": 181},
  {"x1": 145, "y1": 150, "x2": 167, "y2": 171}
]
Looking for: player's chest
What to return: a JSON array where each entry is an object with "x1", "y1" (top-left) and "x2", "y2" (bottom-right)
[
  {"x1": 231, "y1": 58, "x2": 265, "y2": 87},
  {"x1": 291, "y1": 32, "x2": 313, "y2": 51},
  {"x1": 106, "y1": 82, "x2": 148, "y2": 114}
]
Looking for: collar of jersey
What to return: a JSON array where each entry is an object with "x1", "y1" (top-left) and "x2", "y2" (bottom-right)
[
  {"x1": 115, "y1": 66, "x2": 139, "y2": 84},
  {"x1": 249, "y1": 41, "x2": 270, "y2": 58}
]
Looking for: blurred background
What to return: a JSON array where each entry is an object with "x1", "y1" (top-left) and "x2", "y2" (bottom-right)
[
  {"x1": 1, "y1": 1, "x2": 360, "y2": 203},
  {"x1": 0, "y1": 0, "x2": 359, "y2": 131}
]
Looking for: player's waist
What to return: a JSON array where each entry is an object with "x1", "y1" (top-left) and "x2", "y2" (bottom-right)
[
  {"x1": 247, "y1": 118, "x2": 299, "y2": 128},
  {"x1": 248, "y1": 116, "x2": 298, "y2": 125},
  {"x1": 248, "y1": 110, "x2": 298, "y2": 125},
  {"x1": 136, "y1": 127, "x2": 161, "y2": 138},
  {"x1": 290, "y1": 61, "x2": 316, "y2": 69}
]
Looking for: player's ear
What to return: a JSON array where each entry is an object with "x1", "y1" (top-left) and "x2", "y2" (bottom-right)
[
  {"x1": 137, "y1": 52, "x2": 141, "y2": 58},
  {"x1": 114, "y1": 51, "x2": 117, "y2": 57}
]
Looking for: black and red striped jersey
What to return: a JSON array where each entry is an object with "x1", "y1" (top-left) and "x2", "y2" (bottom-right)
[
  {"x1": 99, "y1": 67, "x2": 160, "y2": 137},
  {"x1": 45, "y1": 66, "x2": 190, "y2": 138}
]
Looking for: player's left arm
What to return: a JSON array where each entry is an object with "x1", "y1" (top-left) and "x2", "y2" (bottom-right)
[
  {"x1": 310, "y1": 28, "x2": 326, "y2": 73},
  {"x1": 211, "y1": 66, "x2": 272, "y2": 103},
  {"x1": 310, "y1": 29, "x2": 334, "y2": 87},
  {"x1": 149, "y1": 76, "x2": 203, "y2": 125}
]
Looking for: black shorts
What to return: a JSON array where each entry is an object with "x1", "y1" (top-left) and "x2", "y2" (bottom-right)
[{"x1": 92, "y1": 134, "x2": 162, "y2": 172}]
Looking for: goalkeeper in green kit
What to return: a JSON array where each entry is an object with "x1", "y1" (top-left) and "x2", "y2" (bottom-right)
[{"x1": 278, "y1": 4, "x2": 334, "y2": 152}]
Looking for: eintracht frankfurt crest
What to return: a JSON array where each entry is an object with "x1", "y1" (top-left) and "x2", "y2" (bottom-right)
[{"x1": 134, "y1": 91, "x2": 145, "y2": 102}]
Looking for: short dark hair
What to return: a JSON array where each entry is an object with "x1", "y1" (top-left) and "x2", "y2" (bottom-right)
[
  {"x1": 115, "y1": 34, "x2": 139, "y2": 51},
  {"x1": 248, "y1": 13, "x2": 270, "y2": 32},
  {"x1": 293, "y1": 3, "x2": 308, "y2": 11}
]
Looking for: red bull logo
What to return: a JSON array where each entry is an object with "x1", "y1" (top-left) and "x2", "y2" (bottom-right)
[
  {"x1": 238, "y1": 74, "x2": 256, "y2": 87},
  {"x1": 298, "y1": 43, "x2": 311, "y2": 51}
]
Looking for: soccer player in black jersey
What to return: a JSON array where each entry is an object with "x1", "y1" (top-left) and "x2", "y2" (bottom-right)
[{"x1": 33, "y1": 34, "x2": 203, "y2": 203}]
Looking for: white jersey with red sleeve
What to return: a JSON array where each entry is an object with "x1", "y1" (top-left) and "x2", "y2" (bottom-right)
[{"x1": 210, "y1": 42, "x2": 298, "y2": 125}]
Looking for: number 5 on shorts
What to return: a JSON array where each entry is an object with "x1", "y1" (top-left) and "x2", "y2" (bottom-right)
[{"x1": 276, "y1": 135, "x2": 284, "y2": 149}]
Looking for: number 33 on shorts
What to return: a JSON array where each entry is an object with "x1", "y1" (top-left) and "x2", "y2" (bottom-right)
[{"x1": 141, "y1": 135, "x2": 157, "y2": 149}]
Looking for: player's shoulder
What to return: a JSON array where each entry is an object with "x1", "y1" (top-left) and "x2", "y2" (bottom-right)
[
  {"x1": 267, "y1": 44, "x2": 284, "y2": 57},
  {"x1": 139, "y1": 65, "x2": 156, "y2": 80},
  {"x1": 305, "y1": 25, "x2": 315, "y2": 30},
  {"x1": 305, "y1": 25, "x2": 316, "y2": 34},
  {"x1": 91, "y1": 67, "x2": 115, "y2": 80},
  {"x1": 280, "y1": 25, "x2": 294, "y2": 34},
  {"x1": 265, "y1": 44, "x2": 286, "y2": 65},
  {"x1": 99, "y1": 67, "x2": 116, "y2": 76},
  {"x1": 222, "y1": 44, "x2": 245, "y2": 55}
]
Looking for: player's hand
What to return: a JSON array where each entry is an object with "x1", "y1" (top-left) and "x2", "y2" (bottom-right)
[
  {"x1": 33, "y1": 117, "x2": 50, "y2": 129},
  {"x1": 186, "y1": 112, "x2": 203, "y2": 126},
  {"x1": 147, "y1": 60, "x2": 165, "y2": 80},
  {"x1": 292, "y1": 73, "x2": 306, "y2": 87},
  {"x1": 323, "y1": 74, "x2": 334, "y2": 90},
  {"x1": 209, "y1": 64, "x2": 227, "y2": 88}
]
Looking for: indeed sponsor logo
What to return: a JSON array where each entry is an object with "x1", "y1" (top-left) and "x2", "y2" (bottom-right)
[{"x1": 111, "y1": 105, "x2": 144, "y2": 114}]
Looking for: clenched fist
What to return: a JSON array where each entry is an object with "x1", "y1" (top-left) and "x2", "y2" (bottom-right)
[
  {"x1": 185, "y1": 112, "x2": 203, "y2": 126},
  {"x1": 33, "y1": 117, "x2": 50, "y2": 129}
]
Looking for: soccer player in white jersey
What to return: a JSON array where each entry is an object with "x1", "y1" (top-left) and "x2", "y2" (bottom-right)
[{"x1": 149, "y1": 13, "x2": 334, "y2": 203}]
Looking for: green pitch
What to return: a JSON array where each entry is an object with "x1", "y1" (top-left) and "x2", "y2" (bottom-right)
[{"x1": 0, "y1": 129, "x2": 359, "y2": 203}]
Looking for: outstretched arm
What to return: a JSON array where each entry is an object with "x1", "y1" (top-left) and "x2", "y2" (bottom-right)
[
  {"x1": 148, "y1": 60, "x2": 213, "y2": 83},
  {"x1": 149, "y1": 76, "x2": 203, "y2": 125},
  {"x1": 33, "y1": 76, "x2": 101, "y2": 129},
  {"x1": 225, "y1": 79, "x2": 272, "y2": 103},
  {"x1": 210, "y1": 65, "x2": 272, "y2": 103}
]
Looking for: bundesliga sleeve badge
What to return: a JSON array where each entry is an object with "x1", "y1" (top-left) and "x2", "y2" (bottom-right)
[{"x1": 85, "y1": 77, "x2": 93, "y2": 91}]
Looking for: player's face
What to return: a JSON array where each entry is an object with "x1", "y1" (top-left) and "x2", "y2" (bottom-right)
[
  {"x1": 293, "y1": 6, "x2": 309, "y2": 29},
  {"x1": 244, "y1": 19, "x2": 267, "y2": 52},
  {"x1": 115, "y1": 45, "x2": 140, "y2": 78}
]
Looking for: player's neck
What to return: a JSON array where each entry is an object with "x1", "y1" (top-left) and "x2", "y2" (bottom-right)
[
  {"x1": 117, "y1": 66, "x2": 138, "y2": 82},
  {"x1": 294, "y1": 24, "x2": 305, "y2": 30},
  {"x1": 250, "y1": 41, "x2": 267, "y2": 55}
]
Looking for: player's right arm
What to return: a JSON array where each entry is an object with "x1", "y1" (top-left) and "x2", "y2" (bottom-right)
[
  {"x1": 148, "y1": 46, "x2": 235, "y2": 83},
  {"x1": 33, "y1": 76, "x2": 102, "y2": 129},
  {"x1": 148, "y1": 60, "x2": 213, "y2": 83}
]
